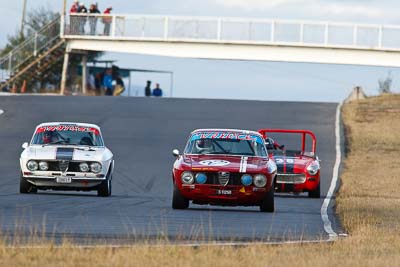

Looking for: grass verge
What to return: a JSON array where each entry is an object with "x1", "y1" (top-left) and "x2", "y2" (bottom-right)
[{"x1": 2, "y1": 94, "x2": 400, "y2": 266}]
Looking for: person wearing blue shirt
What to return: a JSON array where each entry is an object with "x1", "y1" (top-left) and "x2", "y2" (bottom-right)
[
  {"x1": 103, "y1": 69, "x2": 113, "y2": 96},
  {"x1": 152, "y1": 83, "x2": 163, "y2": 97}
]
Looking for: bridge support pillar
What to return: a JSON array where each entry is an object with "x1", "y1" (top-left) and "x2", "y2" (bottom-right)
[
  {"x1": 60, "y1": 50, "x2": 70, "y2": 95},
  {"x1": 81, "y1": 53, "x2": 87, "y2": 95}
]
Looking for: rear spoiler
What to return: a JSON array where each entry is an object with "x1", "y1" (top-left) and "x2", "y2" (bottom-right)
[{"x1": 258, "y1": 129, "x2": 317, "y2": 154}]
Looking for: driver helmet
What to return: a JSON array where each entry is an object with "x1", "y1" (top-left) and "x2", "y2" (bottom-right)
[
  {"x1": 264, "y1": 137, "x2": 276, "y2": 150},
  {"x1": 42, "y1": 131, "x2": 55, "y2": 144},
  {"x1": 196, "y1": 139, "x2": 214, "y2": 153}
]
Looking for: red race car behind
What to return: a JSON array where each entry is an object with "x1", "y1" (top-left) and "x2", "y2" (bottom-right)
[
  {"x1": 258, "y1": 129, "x2": 321, "y2": 198},
  {"x1": 172, "y1": 129, "x2": 277, "y2": 212}
]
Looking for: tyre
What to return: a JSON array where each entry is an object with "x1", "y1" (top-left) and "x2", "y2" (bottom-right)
[
  {"x1": 19, "y1": 176, "x2": 37, "y2": 194},
  {"x1": 260, "y1": 186, "x2": 275, "y2": 212},
  {"x1": 308, "y1": 182, "x2": 321, "y2": 198},
  {"x1": 97, "y1": 177, "x2": 112, "y2": 197},
  {"x1": 172, "y1": 184, "x2": 189, "y2": 209}
]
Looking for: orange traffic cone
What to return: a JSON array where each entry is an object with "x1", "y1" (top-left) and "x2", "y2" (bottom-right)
[{"x1": 20, "y1": 80, "x2": 27, "y2": 93}]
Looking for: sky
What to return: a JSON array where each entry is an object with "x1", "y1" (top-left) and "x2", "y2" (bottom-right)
[{"x1": 1, "y1": 0, "x2": 400, "y2": 102}]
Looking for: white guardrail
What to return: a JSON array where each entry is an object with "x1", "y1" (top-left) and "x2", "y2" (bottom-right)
[{"x1": 63, "y1": 14, "x2": 400, "y2": 51}]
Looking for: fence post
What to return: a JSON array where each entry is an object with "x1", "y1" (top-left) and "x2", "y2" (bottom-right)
[
  {"x1": 299, "y1": 23, "x2": 304, "y2": 44},
  {"x1": 378, "y1": 25, "x2": 383, "y2": 48},
  {"x1": 33, "y1": 32, "x2": 38, "y2": 57},
  {"x1": 60, "y1": 14, "x2": 65, "y2": 37},
  {"x1": 324, "y1": 23, "x2": 329, "y2": 46},
  {"x1": 217, "y1": 18, "x2": 222, "y2": 41},
  {"x1": 270, "y1": 21, "x2": 275, "y2": 42},
  {"x1": 111, "y1": 15, "x2": 116, "y2": 37},
  {"x1": 249, "y1": 21, "x2": 252, "y2": 41},
  {"x1": 353, "y1": 24, "x2": 358, "y2": 46},
  {"x1": 164, "y1": 16, "x2": 169, "y2": 39},
  {"x1": 141, "y1": 18, "x2": 146, "y2": 38},
  {"x1": 8, "y1": 52, "x2": 12, "y2": 75}
]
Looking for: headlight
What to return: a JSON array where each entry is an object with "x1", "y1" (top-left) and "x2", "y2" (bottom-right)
[
  {"x1": 307, "y1": 161, "x2": 320, "y2": 175},
  {"x1": 79, "y1": 162, "x2": 90, "y2": 172},
  {"x1": 38, "y1": 161, "x2": 49, "y2": 171},
  {"x1": 90, "y1": 162, "x2": 102, "y2": 173},
  {"x1": 267, "y1": 160, "x2": 277, "y2": 173},
  {"x1": 195, "y1": 173, "x2": 207, "y2": 184},
  {"x1": 241, "y1": 174, "x2": 253, "y2": 186},
  {"x1": 254, "y1": 174, "x2": 267, "y2": 188},
  {"x1": 181, "y1": 171, "x2": 194, "y2": 184},
  {"x1": 27, "y1": 160, "x2": 38, "y2": 171}
]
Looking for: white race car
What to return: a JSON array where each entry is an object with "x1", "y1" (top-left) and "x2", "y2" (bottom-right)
[{"x1": 20, "y1": 122, "x2": 114, "y2": 197}]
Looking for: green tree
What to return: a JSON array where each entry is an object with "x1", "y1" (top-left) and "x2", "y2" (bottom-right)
[{"x1": 1, "y1": 6, "x2": 102, "y2": 93}]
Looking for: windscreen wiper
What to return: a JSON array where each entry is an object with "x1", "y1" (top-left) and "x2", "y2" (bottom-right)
[{"x1": 42, "y1": 140, "x2": 70, "y2": 147}]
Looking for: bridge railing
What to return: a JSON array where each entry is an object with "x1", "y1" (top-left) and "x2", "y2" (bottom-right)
[{"x1": 64, "y1": 14, "x2": 400, "y2": 51}]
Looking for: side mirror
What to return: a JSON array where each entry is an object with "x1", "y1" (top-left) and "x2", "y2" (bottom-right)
[
  {"x1": 172, "y1": 149, "x2": 180, "y2": 157},
  {"x1": 22, "y1": 142, "x2": 28, "y2": 149}
]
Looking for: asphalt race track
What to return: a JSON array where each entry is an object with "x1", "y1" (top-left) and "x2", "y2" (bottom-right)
[{"x1": 0, "y1": 96, "x2": 342, "y2": 243}]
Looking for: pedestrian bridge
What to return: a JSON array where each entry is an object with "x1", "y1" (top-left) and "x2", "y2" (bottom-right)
[{"x1": 62, "y1": 14, "x2": 400, "y2": 67}]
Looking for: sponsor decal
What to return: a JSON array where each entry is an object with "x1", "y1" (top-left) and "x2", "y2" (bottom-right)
[
  {"x1": 190, "y1": 132, "x2": 264, "y2": 144},
  {"x1": 36, "y1": 125, "x2": 100, "y2": 135},
  {"x1": 199, "y1": 160, "x2": 231, "y2": 167},
  {"x1": 239, "y1": 156, "x2": 249, "y2": 173},
  {"x1": 192, "y1": 167, "x2": 218, "y2": 171}
]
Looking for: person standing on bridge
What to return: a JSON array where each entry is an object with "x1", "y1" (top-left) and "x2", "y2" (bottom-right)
[
  {"x1": 144, "y1": 80, "x2": 152, "y2": 97},
  {"x1": 102, "y1": 7, "x2": 113, "y2": 36},
  {"x1": 69, "y1": 0, "x2": 80, "y2": 34},
  {"x1": 152, "y1": 83, "x2": 163, "y2": 97},
  {"x1": 78, "y1": 3, "x2": 88, "y2": 34},
  {"x1": 89, "y1": 3, "x2": 100, "y2": 35}
]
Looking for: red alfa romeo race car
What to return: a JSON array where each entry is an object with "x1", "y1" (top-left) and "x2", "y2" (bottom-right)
[
  {"x1": 258, "y1": 129, "x2": 321, "y2": 198},
  {"x1": 172, "y1": 129, "x2": 277, "y2": 212}
]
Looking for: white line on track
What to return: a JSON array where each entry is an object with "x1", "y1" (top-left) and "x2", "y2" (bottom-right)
[
  {"x1": 320, "y1": 102, "x2": 343, "y2": 241},
  {"x1": 11, "y1": 239, "x2": 336, "y2": 249}
]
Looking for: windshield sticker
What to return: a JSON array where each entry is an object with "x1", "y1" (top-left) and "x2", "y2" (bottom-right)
[
  {"x1": 36, "y1": 126, "x2": 100, "y2": 135},
  {"x1": 191, "y1": 132, "x2": 263, "y2": 144},
  {"x1": 199, "y1": 160, "x2": 231, "y2": 167}
]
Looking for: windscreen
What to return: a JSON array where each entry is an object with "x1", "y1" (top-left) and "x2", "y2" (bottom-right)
[
  {"x1": 185, "y1": 132, "x2": 267, "y2": 157},
  {"x1": 31, "y1": 125, "x2": 104, "y2": 147},
  {"x1": 264, "y1": 132, "x2": 315, "y2": 158}
]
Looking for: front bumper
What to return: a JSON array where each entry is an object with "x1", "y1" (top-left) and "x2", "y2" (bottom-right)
[
  {"x1": 22, "y1": 172, "x2": 106, "y2": 189},
  {"x1": 178, "y1": 184, "x2": 269, "y2": 206},
  {"x1": 275, "y1": 173, "x2": 319, "y2": 193}
]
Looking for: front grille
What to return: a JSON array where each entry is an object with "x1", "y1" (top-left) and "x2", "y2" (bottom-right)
[
  {"x1": 58, "y1": 161, "x2": 69, "y2": 172},
  {"x1": 47, "y1": 161, "x2": 92, "y2": 172},
  {"x1": 218, "y1": 172, "x2": 230, "y2": 186},
  {"x1": 195, "y1": 172, "x2": 243, "y2": 186},
  {"x1": 276, "y1": 174, "x2": 306, "y2": 184}
]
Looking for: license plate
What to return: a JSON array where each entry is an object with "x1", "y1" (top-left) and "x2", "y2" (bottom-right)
[
  {"x1": 216, "y1": 189, "x2": 232, "y2": 195},
  {"x1": 56, "y1": 177, "x2": 72, "y2": 184}
]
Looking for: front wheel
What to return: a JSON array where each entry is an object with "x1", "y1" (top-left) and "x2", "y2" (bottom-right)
[
  {"x1": 172, "y1": 184, "x2": 189, "y2": 209},
  {"x1": 260, "y1": 186, "x2": 275, "y2": 212},
  {"x1": 97, "y1": 178, "x2": 112, "y2": 197},
  {"x1": 19, "y1": 176, "x2": 37, "y2": 194},
  {"x1": 308, "y1": 182, "x2": 320, "y2": 198}
]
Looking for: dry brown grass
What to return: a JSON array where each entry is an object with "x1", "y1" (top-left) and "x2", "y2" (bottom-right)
[{"x1": 2, "y1": 94, "x2": 400, "y2": 266}]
